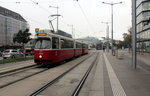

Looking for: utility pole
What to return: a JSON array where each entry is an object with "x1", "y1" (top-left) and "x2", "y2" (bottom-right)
[
  {"x1": 102, "y1": 1, "x2": 122, "y2": 55},
  {"x1": 56, "y1": 5, "x2": 59, "y2": 32},
  {"x1": 131, "y1": 0, "x2": 137, "y2": 69}
]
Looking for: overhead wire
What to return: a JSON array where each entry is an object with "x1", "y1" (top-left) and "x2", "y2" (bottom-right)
[
  {"x1": 1, "y1": 1, "x2": 50, "y2": 28},
  {"x1": 59, "y1": 19, "x2": 89, "y2": 38},
  {"x1": 19, "y1": 1, "x2": 51, "y2": 27},
  {"x1": 75, "y1": 1, "x2": 96, "y2": 36},
  {"x1": 23, "y1": 15, "x2": 48, "y2": 27},
  {"x1": 29, "y1": 0, "x2": 51, "y2": 13},
  {"x1": 1, "y1": 0, "x2": 97, "y2": 38}
]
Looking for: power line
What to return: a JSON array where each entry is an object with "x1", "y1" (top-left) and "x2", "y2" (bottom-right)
[
  {"x1": 75, "y1": 1, "x2": 96, "y2": 34},
  {"x1": 59, "y1": 19, "x2": 90, "y2": 38},
  {"x1": 23, "y1": 15, "x2": 48, "y2": 27},
  {"x1": 1, "y1": 1, "x2": 50, "y2": 28},
  {"x1": 29, "y1": 0, "x2": 51, "y2": 13}
]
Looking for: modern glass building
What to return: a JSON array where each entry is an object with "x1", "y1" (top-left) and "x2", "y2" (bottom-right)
[
  {"x1": 0, "y1": 6, "x2": 28, "y2": 47},
  {"x1": 136, "y1": 0, "x2": 150, "y2": 53}
]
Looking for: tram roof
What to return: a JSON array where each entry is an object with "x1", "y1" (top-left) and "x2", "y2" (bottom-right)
[{"x1": 36, "y1": 30, "x2": 86, "y2": 44}]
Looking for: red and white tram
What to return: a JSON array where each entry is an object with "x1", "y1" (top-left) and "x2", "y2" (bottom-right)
[
  {"x1": 82, "y1": 43, "x2": 88, "y2": 55},
  {"x1": 34, "y1": 31, "x2": 88, "y2": 65}
]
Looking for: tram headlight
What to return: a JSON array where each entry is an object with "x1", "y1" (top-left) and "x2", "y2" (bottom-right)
[{"x1": 39, "y1": 55, "x2": 42, "y2": 58}]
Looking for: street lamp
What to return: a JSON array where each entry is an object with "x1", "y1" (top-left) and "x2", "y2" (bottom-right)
[
  {"x1": 102, "y1": 1, "x2": 122, "y2": 55},
  {"x1": 49, "y1": 5, "x2": 60, "y2": 33},
  {"x1": 101, "y1": 22, "x2": 110, "y2": 52}
]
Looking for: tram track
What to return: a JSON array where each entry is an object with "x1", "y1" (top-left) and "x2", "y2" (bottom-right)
[
  {"x1": 72, "y1": 52, "x2": 99, "y2": 96},
  {"x1": 30, "y1": 52, "x2": 99, "y2": 96},
  {"x1": 0, "y1": 65, "x2": 48, "y2": 89},
  {"x1": 0, "y1": 64, "x2": 38, "y2": 77},
  {"x1": 0, "y1": 62, "x2": 35, "y2": 75}
]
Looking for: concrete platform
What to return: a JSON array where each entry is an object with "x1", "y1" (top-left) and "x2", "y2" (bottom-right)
[
  {"x1": 74, "y1": 50, "x2": 150, "y2": 96},
  {"x1": 103, "y1": 51, "x2": 150, "y2": 96}
]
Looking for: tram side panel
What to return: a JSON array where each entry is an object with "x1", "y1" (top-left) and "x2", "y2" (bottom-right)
[
  {"x1": 82, "y1": 43, "x2": 89, "y2": 55},
  {"x1": 57, "y1": 49, "x2": 75, "y2": 61},
  {"x1": 60, "y1": 38, "x2": 75, "y2": 59},
  {"x1": 82, "y1": 49, "x2": 88, "y2": 55},
  {"x1": 75, "y1": 49, "x2": 82, "y2": 57},
  {"x1": 75, "y1": 42, "x2": 83, "y2": 57}
]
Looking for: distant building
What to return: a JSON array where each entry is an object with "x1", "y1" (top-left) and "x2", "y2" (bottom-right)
[
  {"x1": 77, "y1": 36, "x2": 102, "y2": 49},
  {"x1": 136, "y1": 0, "x2": 150, "y2": 53},
  {"x1": 77, "y1": 37, "x2": 101, "y2": 44},
  {"x1": 0, "y1": 6, "x2": 28, "y2": 47}
]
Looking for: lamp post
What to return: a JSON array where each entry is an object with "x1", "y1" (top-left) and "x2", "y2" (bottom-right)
[
  {"x1": 101, "y1": 22, "x2": 110, "y2": 52},
  {"x1": 49, "y1": 5, "x2": 59, "y2": 32},
  {"x1": 102, "y1": 1, "x2": 122, "y2": 55}
]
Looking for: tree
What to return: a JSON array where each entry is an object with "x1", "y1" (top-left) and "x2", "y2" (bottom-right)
[
  {"x1": 13, "y1": 29, "x2": 31, "y2": 45},
  {"x1": 122, "y1": 27, "x2": 132, "y2": 52}
]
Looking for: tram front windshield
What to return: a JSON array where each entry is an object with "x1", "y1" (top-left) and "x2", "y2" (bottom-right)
[{"x1": 35, "y1": 38, "x2": 51, "y2": 49}]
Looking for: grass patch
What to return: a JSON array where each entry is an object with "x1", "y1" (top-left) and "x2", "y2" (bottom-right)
[{"x1": 0, "y1": 56, "x2": 34, "y2": 64}]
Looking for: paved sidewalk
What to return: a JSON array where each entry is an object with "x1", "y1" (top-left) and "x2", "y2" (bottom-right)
[
  {"x1": 104, "y1": 51, "x2": 150, "y2": 96},
  {"x1": 117, "y1": 50, "x2": 150, "y2": 66}
]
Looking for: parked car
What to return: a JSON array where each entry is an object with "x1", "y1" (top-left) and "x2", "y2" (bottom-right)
[{"x1": 2, "y1": 49, "x2": 25, "y2": 59}]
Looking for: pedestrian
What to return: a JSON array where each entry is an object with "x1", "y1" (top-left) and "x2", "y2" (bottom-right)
[
  {"x1": 112, "y1": 43, "x2": 116, "y2": 56},
  {"x1": 103, "y1": 47, "x2": 105, "y2": 52}
]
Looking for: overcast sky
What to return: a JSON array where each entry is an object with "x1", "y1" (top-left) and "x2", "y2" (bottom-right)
[{"x1": 1, "y1": 0, "x2": 131, "y2": 40}]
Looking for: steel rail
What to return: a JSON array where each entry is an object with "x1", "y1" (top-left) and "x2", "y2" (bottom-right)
[
  {"x1": 0, "y1": 65, "x2": 40, "y2": 78},
  {"x1": 30, "y1": 53, "x2": 94, "y2": 96},
  {"x1": 72, "y1": 53, "x2": 99, "y2": 96},
  {"x1": 0, "y1": 66, "x2": 48, "y2": 89},
  {"x1": 0, "y1": 64, "x2": 36, "y2": 75}
]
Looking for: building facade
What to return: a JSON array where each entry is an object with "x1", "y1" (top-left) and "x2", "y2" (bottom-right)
[
  {"x1": 0, "y1": 6, "x2": 28, "y2": 47},
  {"x1": 136, "y1": 0, "x2": 150, "y2": 53}
]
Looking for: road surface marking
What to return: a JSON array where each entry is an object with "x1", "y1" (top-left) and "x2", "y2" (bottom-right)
[{"x1": 104, "y1": 53, "x2": 126, "y2": 96}]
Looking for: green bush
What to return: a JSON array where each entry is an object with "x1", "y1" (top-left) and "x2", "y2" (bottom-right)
[{"x1": 0, "y1": 56, "x2": 34, "y2": 64}]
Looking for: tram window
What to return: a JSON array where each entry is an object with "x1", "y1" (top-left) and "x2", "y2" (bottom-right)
[
  {"x1": 35, "y1": 38, "x2": 51, "y2": 49},
  {"x1": 60, "y1": 39, "x2": 73, "y2": 49},
  {"x1": 83, "y1": 44, "x2": 85, "y2": 48},
  {"x1": 52, "y1": 37, "x2": 59, "y2": 49},
  {"x1": 76, "y1": 42, "x2": 82, "y2": 48},
  {"x1": 83, "y1": 44, "x2": 88, "y2": 49},
  {"x1": 35, "y1": 40, "x2": 41, "y2": 49},
  {"x1": 42, "y1": 40, "x2": 51, "y2": 49},
  {"x1": 60, "y1": 39, "x2": 65, "y2": 49},
  {"x1": 86, "y1": 44, "x2": 88, "y2": 48},
  {"x1": 68, "y1": 41, "x2": 73, "y2": 48}
]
